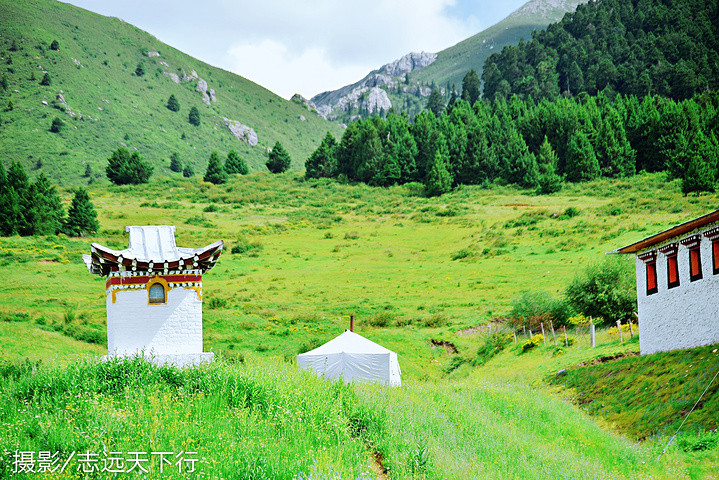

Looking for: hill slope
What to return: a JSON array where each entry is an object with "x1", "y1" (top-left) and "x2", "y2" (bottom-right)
[
  {"x1": 0, "y1": 0, "x2": 343, "y2": 186},
  {"x1": 310, "y1": 0, "x2": 585, "y2": 123}
]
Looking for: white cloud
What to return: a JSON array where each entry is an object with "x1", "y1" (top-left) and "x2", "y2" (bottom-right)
[
  {"x1": 62, "y1": 0, "x2": 515, "y2": 99},
  {"x1": 226, "y1": 40, "x2": 371, "y2": 99}
]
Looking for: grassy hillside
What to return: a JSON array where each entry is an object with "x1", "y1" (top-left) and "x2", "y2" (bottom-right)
[
  {"x1": 2, "y1": 172, "x2": 719, "y2": 477},
  {"x1": 0, "y1": 0, "x2": 344, "y2": 186}
]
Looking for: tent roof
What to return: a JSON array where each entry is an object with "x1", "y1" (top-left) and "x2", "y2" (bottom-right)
[{"x1": 299, "y1": 330, "x2": 394, "y2": 356}]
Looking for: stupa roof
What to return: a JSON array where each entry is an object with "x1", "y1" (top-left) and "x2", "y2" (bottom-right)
[{"x1": 82, "y1": 225, "x2": 223, "y2": 276}]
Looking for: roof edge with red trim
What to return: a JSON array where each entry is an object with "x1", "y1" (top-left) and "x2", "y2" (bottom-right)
[{"x1": 615, "y1": 208, "x2": 719, "y2": 254}]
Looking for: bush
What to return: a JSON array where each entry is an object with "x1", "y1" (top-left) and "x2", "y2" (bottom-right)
[
  {"x1": 565, "y1": 256, "x2": 636, "y2": 327},
  {"x1": 522, "y1": 334, "x2": 544, "y2": 352},
  {"x1": 169, "y1": 152, "x2": 182, "y2": 172},
  {"x1": 40, "y1": 72, "x2": 51, "y2": 86},
  {"x1": 135, "y1": 62, "x2": 145, "y2": 76},
  {"x1": 475, "y1": 332, "x2": 512, "y2": 365},
  {"x1": 509, "y1": 290, "x2": 572, "y2": 328},
  {"x1": 49, "y1": 39, "x2": 59, "y2": 51},
  {"x1": 230, "y1": 237, "x2": 263, "y2": 255},
  {"x1": 49, "y1": 117, "x2": 64, "y2": 133},
  {"x1": 182, "y1": 164, "x2": 194, "y2": 178}
]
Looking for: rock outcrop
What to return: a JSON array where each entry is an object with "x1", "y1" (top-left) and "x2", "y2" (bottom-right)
[
  {"x1": 223, "y1": 117, "x2": 258, "y2": 146},
  {"x1": 311, "y1": 51, "x2": 436, "y2": 121}
]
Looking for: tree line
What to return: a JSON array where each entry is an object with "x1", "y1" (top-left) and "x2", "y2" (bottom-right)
[
  {"x1": 0, "y1": 161, "x2": 99, "y2": 237},
  {"x1": 305, "y1": 91, "x2": 719, "y2": 196}
]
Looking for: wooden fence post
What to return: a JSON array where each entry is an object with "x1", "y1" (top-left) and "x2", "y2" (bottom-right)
[
  {"x1": 550, "y1": 320, "x2": 557, "y2": 346},
  {"x1": 523, "y1": 326, "x2": 527, "y2": 339},
  {"x1": 513, "y1": 330, "x2": 517, "y2": 344},
  {"x1": 541, "y1": 323, "x2": 546, "y2": 346},
  {"x1": 616, "y1": 320, "x2": 624, "y2": 344},
  {"x1": 590, "y1": 320, "x2": 595, "y2": 348},
  {"x1": 563, "y1": 325, "x2": 568, "y2": 347}
]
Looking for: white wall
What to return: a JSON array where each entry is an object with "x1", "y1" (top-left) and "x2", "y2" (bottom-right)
[
  {"x1": 636, "y1": 224, "x2": 719, "y2": 355},
  {"x1": 106, "y1": 286, "x2": 203, "y2": 356}
]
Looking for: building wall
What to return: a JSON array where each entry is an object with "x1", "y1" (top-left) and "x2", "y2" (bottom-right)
[
  {"x1": 106, "y1": 285, "x2": 203, "y2": 355},
  {"x1": 636, "y1": 223, "x2": 719, "y2": 355}
]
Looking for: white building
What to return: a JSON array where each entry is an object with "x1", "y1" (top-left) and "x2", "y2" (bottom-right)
[
  {"x1": 83, "y1": 225, "x2": 223, "y2": 365},
  {"x1": 616, "y1": 209, "x2": 719, "y2": 355}
]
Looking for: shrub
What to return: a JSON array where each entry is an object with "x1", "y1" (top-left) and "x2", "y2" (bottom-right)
[
  {"x1": 49, "y1": 117, "x2": 64, "y2": 133},
  {"x1": 40, "y1": 72, "x2": 51, "y2": 86},
  {"x1": 475, "y1": 332, "x2": 512, "y2": 365},
  {"x1": 182, "y1": 164, "x2": 194, "y2": 178},
  {"x1": 231, "y1": 237, "x2": 263, "y2": 255},
  {"x1": 522, "y1": 334, "x2": 544, "y2": 352},
  {"x1": 135, "y1": 62, "x2": 145, "y2": 76},
  {"x1": 509, "y1": 290, "x2": 572, "y2": 328},
  {"x1": 368, "y1": 312, "x2": 393, "y2": 328},
  {"x1": 49, "y1": 39, "x2": 60, "y2": 51},
  {"x1": 565, "y1": 256, "x2": 636, "y2": 327}
]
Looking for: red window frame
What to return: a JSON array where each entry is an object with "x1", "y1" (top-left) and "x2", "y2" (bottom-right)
[
  {"x1": 689, "y1": 247, "x2": 703, "y2": 281},
  {"x1": 667, "y1": 254, "x2": 680, "y2": 289},
  {"x1": 713, "y1": 241, "x2": 719, "y2": 275},
  {"x1": 646, "y1": 261, "x2": 658, "y2": 295}
]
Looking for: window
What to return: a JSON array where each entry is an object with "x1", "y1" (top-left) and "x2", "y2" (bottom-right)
[
  {"x1": 639, "y1": 251, "x2": 657, "y2": 296},
  {"x1": 646, "y1": 261, "x2": 658, "y2": 295},
  {"x1": 667, "y1": 254, "x2": 680, "y2": 288},
  {"x1": 689, "y1": 247, "x2": 703, "y2": 281},
  {"x1": 148, "y1": 283, "x2": 166, "y2": 304}
]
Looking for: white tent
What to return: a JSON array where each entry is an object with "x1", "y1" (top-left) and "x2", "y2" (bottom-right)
[{"x1": 297, "y1": 330, "x2": 401, "y2": 386}]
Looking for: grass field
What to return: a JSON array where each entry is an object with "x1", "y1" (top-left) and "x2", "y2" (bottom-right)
[{"x1": 2, "y1": 171, "x2": 719, "y2": 477}]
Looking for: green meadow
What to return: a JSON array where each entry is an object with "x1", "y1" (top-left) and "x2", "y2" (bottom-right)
[{"x1": 2, "y1": 171, "x2": 719, "y2": 478}]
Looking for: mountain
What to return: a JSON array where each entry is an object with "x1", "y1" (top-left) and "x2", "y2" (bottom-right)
[
  {"x1": 0, "y1": 0, "x2": 343, "y2": 185},
  {"x1": 310, "y1": 0, "x2": 586, "y2": 123}
]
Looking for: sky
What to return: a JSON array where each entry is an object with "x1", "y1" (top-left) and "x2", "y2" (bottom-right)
[{"x1": 61, "y1": 0, "x2": 529, "y2": 100}]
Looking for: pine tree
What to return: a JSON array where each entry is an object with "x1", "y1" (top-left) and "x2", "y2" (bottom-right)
[
  {"x1": 426, "y1": 88, "x2": 445, "y2": 118},
  {"x1": 182, "y1": 164, "x2": 195, "y2": 178},
  {"x1": 0, "y1": 161, "x2": 19, "y2": 236},
  {"x1": 106, "y1": 147, "x2": 154, "y2": 185},
  {"x1": 63, "y1": 188, "x2": 99, "y2": 237},
  {"x1": 225, "y1": 150, "x2": 249, "y2": 175},
  {"x1": 83, "y1": 164, "x2": 93, "y2": 178},
  {"x1": 681, "y1": 130, "x2": 718, "y2": 195},
  {"x1": 461, "y1": 69, "x2": 481, "y2": 105},
  {"x1": 169, "y1": 153, "x2": 182, "y2": 173},
  {"x1": 0, "y1": 73, "x2": 8, "y2": 91},
  {"x1": 135, "y1": 62, "x2": 145, "y2": 76},
  {"x1": 203, "y1": 151, "x2": 228, "y2": 184},
  {"x1": 305, "y1": 132, "x2": 337, "y2": 179},
  {"x1": 31, "y1": 173, "x2": 64, "y2": 235},
  {"x1": 166, "y1": 94, "x2": 180, "y2": 112},
  {"x1": 266, "y1": 141, "x2": 292, "y2": 173},
  {"x1": 49, "y1": 40, "x2": 60, "y2": 51},
  {"x1": 7, "y1": 161, "x2": 35, "y2": 236},
  {"x1": 537, "y1": 136, "x2": 563, "y2": 194},
  {"x1": 565, "y1": 130, "x2": 600, "y2": 182},
  {"x1": 188, "y1": 106, "x2": 201, "y2": 126},
  {"x1": 425, "y1": 149, "x2": 453, "y2": 197},
  {"x1": 40, "y1": 72, "x2": 51, "y2": 86}
]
